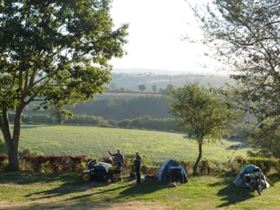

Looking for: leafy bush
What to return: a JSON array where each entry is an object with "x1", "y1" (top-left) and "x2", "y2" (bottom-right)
[
  {"x1": 0, "y1": 138, "x2": 6, "y2": 154},
  {"x1": 0, "y1": 155, "x2": 8, "y2": 170},
  {"x1": 247, "y1": 157, "x2": 280, "y2": 174},
  {"x1": 20, "y1": 155, "x2": 87, "y2": 173},
  {"x1": 19, "y1": 148, "x2": 44, "y2": 157},
  {"x1": 117, "y1": 116, "x2": 176, "y2": 131},
  {"x1": 64, "y1": 115, "x2": 111, "y2": 127}
]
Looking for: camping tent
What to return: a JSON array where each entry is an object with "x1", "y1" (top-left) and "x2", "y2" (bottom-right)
[
  {"x1": 157, "y1": 160, "x2": 188, "y2": 184},
  {"x1": 233, "y1": 164, "x2": 270, "y2": 188}
]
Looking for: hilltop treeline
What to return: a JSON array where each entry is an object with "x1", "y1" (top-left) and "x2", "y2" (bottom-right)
[{"x1": 22, "y1": 115, "x2": 177, "y2": 132}]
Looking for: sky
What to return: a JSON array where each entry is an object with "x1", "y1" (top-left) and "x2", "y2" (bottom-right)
[{"x1": 110, "y1": 0, "x2": 222, "y2": 75}]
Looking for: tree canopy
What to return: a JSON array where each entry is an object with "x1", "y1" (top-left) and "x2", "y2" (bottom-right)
[
  {"x1": 192, "y1": 0, "x2": 280, "y2": 156},
  {"x1": 0, "y1": 0, "x2": 128, "y2": 170},
  {"x1": 170, "y1": 84, "x2": 236, "y2": 175}
]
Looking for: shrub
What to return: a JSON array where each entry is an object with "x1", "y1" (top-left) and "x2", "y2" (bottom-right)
[
  {"x1": 21, "y1": 155, "x2": 87, "y2": 173},
  {"x1": 0, "y1": 138, "x2": 6, "y2": 154},
  {"x1": 0, "y1": 155, "x2": 8, "y2": 170},
  {"x1": 247, "y1": 157, "x2": 280, "y2": 174},
  {"x1": 179, "y1": 161, "x2": 193, "y2": 175},
  {"x1": 19, "y1": 148, "x2": 44, "y2": 157}
]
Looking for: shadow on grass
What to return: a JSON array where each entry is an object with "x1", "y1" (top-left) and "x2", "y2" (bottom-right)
[
  {"x1": 118, "y1": 179, "x2": 165, "y2": 198},
  {"x1": 209, "y1": 175, "x2": 259, "y2": 208},
  {"x1": 212, "y1": 173, "x2": 280, "y2": 208},
  {"x1": 67, "y1": 179, "x2": 164, "y2": 202},
  {"x1": 25, "y1": 178, "x2": 113, "y2": 200},
  {"x1": 216, "y1": 184, "x2": 254, "y2": 208},
  {"x1": 0, "y1": 172, "x2": 70, "y2": 185}
]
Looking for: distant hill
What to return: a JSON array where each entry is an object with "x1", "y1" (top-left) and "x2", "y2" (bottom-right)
[
  {"x1": 71, "y1": 72, "x2": 233, "y2": 120},
  {"x1": 108, "y1": 72, "x2": 232, "y2": 92},
  {"x1": 25, "y1": 72, "x2": 234, "y2": 121}
]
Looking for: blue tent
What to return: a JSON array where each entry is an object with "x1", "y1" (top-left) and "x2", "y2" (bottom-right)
[
  {"x1": 157, "y1": 160, "x2": 188, "y2": 184},
  {"x1": 233, "y1": 164, "x2": 270, "y2": 189}
]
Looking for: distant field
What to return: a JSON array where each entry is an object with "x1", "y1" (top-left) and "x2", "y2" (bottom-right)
[{"x1": 19, "y1": 125, "x2": 248, "y2": 162}]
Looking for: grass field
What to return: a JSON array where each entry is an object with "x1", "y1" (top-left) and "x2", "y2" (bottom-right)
[
  {"x1": 0, "y1": 172, "x2": 279, "y2": 210},
  {"x1": 19, "y1": 125, "x2": 248, "y2": 162}
]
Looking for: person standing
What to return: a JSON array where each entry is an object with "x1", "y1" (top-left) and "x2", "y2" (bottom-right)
[
  {"x1": 108, "y1": 149, "x2": 124, "y2": 168},
  {"x1": 134, "y1": 152, "x2": 142, "y2": 183},
  {"x1": 108, "y1": 149, "x2": 124, "y2": 180}
]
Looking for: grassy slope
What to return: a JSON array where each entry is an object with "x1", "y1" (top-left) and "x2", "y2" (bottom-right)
[
  {"x1": 0, "y1": 173, "x2": 279, "y2": 210},
  {"x1": 19, "y1": 125, "x2": 248, "y2": 162}
]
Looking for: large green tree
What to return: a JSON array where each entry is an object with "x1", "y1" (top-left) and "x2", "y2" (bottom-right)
[
  {"x1": 0, "y1": 0, "x2": 127, "y2": 171},
  {"x1": 191, "y1": 0, "x2": 280, "y2": 156},
  {"x1": 170, "y1": 84, "x2": 236, "y2": 175}
]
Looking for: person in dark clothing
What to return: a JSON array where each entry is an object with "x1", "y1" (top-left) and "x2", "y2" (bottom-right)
[
  {"x1": 108, "y1": 149, "x2": 124, "y2": 180},
  {"x1": 133, "y1": 152, "x2": 142, "y2": 183},
  {"x1": 108, "y1": 149, "x2": 124, "y2": 168}
]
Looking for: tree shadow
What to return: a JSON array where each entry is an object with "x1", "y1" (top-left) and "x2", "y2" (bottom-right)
[
  {"x1": 0, "y1": 172, "x2": 70, "y2": 185},
  {"x1": 209, "y1": 175, "x2": 255, "y2": 208},
  {"x1": 25, "y1": 179, "x2": 112, "y2": 200},
  {"x1": 65, "y1": 183, "x2": 132, "y2": 201},
  {"x1": 216, "y1": 184, "x2": 254, "y2": 208},
  {"x1": 118, "y1": 179, "x2": 165, "y2": 198},
  {"x1": 66, "y1": 179, "x2": 165, "y2": 202}
]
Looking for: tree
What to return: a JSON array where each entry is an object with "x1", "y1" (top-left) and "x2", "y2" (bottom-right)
[
  {"x1": 138, "y1": 84, "x2": 146, "y2": 92},
  {"x1": 170, "y1": 84, "x2": 236, "y2": 175},
  {"x1": 152, "y1": 85, "x2": 157, "y2": 93},
  {"x1": 50, "y1": 105, "x2": 72, "y2": 125},
  {"x1": 192, "y1": 0, "x2": 280, "y2": 156},
  {"x1": 0, "y1": 0, "x2": 127, "y2": 171},
  {"x1": 164, "y1": 84, "x2": 175, "y2": 95}
]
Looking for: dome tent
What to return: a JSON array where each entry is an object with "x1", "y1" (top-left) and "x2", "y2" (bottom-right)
[
  {"x1": 157, "y1": 160, "x2": 188, "y2": 184},
  {"x1": 233, "y1": 164, "x2": 270, "y2": 189}
]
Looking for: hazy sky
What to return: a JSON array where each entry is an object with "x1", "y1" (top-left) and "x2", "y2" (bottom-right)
[{"x1": 110, "y1": 0, "x2": 220, "y2": 74}]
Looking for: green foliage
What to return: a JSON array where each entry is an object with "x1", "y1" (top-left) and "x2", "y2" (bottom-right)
[
  {"x1": 138, "y1": 84, "x2": 146, "y2": 92},
  {"x1": 0, "y1": 137, "x2": 6, "y2": 154},
  {"x1": 170, "y1": 84, "x2": 237, "y2": 142},
  {"x1": 170, "y1": 84, "x2": 237, "y2": 175},
  {"x1": 0, "y1": 0, "x2": 127, "y2": 170},
  {"x1": 194, "y1": 0, "x2": 280, "y2": 157},
  {"x1": 116, "y1": 116, "x2": 177, "y2": 131},
  {"x1": 249, "y1": 119, "x2": 280, "y2": 158},
  {"x1": 0, "y1": 0, "x2": 127, "y2": 110},
  {"x1": 65, "y1": 115, "x2": 111, "y2": 127},
  {"x1": 19, "y1": 148, "x2": 44, "y2": 157},
  {"x1": 21, "y1": 113, "x2": 177, "y2": 132},
  {"x1": 70, "y1": 95, "x2": 170, "y2": 120},
  {"x1": 247, "y1": 157, "x2": 280, "y2": 175},
  {"x1": 0, "y1": 155, "x2": 8, "y2": 170}
]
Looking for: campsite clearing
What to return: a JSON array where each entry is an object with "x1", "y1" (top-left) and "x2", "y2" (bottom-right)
[{"x1": 0, "y1": 172, "x2": 279, "y2": 210}]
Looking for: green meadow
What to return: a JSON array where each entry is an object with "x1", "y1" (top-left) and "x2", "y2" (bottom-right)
[
  {"x1": 0, "y1": 173, "x2": 279, "y2": 210},
  {"x1": 19, "y1": 125, "x2": 248, "y2": 162}
]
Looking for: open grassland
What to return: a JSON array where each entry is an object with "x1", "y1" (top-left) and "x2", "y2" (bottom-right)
[
  {"x1": 19, "y1": 125, "x2": 248, "y2": 162},
  {"x1": 0, "y1": 172, "x2": 279, "y2": 210}
]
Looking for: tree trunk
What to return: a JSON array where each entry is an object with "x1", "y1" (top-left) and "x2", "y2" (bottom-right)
[
  {"x1": 193, "y1": 142, "x2": 203, "y2": 176},
  {"x1": 7, "y1": 140, "x2": 19, "y2": 171},
  {"x1": 0, "y1": 108, "x2": 23, "y2": 171}
]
